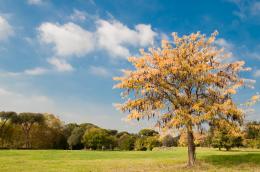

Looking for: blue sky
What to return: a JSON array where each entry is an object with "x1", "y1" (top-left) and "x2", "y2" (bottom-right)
[{"x1": 0, "y1": 0, "x2": 259, "y2": 132}]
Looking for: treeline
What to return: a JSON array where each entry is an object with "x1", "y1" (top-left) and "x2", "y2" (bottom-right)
[{"x1": 0, "y1": 111, "x2": 259, "y2": 150}]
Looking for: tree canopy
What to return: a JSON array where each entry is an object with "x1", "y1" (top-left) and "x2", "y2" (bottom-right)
[{"x1": 114, "y1": 31, "x2": 252, "y2": 166}]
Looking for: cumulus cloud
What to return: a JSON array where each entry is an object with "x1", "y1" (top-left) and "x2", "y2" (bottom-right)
[
  {"x1": 89, "y1": 66, "x2": 111, "y2": 77},
  {"x1": 215, "y1": 38, "x2": 236, "y2": 61},
  {"x1": 215, "y1": 38, "x2": 233, "y2": 51},
  {"x1": 38, "y1": 20, "x2": 157, "y2": 59},
  {"x1": 24, "y1": 67, "x2": 48, "y2": 75},
  {"x1": 47, "y1": 58, "x2": 74, "y2": 72},
  {"x1": 0, "y1": 16, "x2": 13, "y2": 41},
  {"x1": 37, "y1": 19, "x2": 157, "y2": 72},
  {"x1": 96, "y1": 19, "x2": 157, "y2": 58},
  {"x1": 38, "y1": 22, "x2": 95, "y2": 57}
]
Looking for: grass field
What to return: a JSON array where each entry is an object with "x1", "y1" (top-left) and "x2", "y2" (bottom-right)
[{"x1": 0, "y1": 147, "x2": 259, "y2": 172}]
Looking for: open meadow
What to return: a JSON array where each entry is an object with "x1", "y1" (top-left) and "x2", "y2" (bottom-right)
[{"x1": 0, "y1": 147, "x2": 259, "y2": 172}]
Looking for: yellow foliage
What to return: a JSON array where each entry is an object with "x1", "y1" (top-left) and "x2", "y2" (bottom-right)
[{"x1": 114, "y1": 31, "x2": 250, "y2": 135}]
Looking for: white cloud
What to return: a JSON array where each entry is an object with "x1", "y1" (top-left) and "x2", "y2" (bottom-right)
[
  {"x1": 0, "y1": 67, "x2": 48, "y2": 77},
  {"x1": 0, "y1": 87, "x2": 54, "y2": 113},
  {"x1": 89, "y1": 66, "x2": 111, "y2": 77},
  {"x1": 37, "y1": 19, "x2": 157, "y2": 72},
  {"x1": 96, "y1": 19, "x2": 157, "y2": 58},
  {"x1": 24, "y1": 67, "x2": 48, "y2": 75},
  {"x1": 0, "y1": 16, "x2": 13, "y2": 41},
  {"x1": 48, "y1": 58, "x2": 74, "y2": 72},
  {"x1": 253, "y1": 70, "x2": 260, "y2": 78},
  {"x1": 215, "y1": 38, "x2": 235, "y2": 61},
  {"x1": 215, "y1": 38, "x2": 233, "y2": 51},
  {"x1": 27, "y1": 0, "x2": 43, "y2": 5},
  {"x1": 70, "y1": 9, "x2": 87, "y2": 22},
  {"x1": 38, "y1": 22, "x2": 94, "y2": 57}
]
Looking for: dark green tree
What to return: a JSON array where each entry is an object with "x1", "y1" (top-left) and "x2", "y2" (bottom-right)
[
  {"x1": 162, "y1": 134, "x2": 178, "y2": 147},
  {"x1": 0, "y1": 111, "x2": 17, "y2": 147},
  {"x1": 211, "y1": 128, "x2": 243, "y2": 151},
  {"x1": 146, "y1": 136, "x2": 161, "y2": 150},
  {"x1": 11, "y1": 112, "x2": 44, "y2": 148},
  {"x1": 118, "y1": 133, "x2": 136, "y2": 150},
  {"x1": 82, "y1": 128, "x2": 116, "y2": 150},
  {"x1": 67, "y1": 127, "x2": 85, "y2": 150},
  {"x1": 138, "y1": 129, "x2": 159, "y2": 137}
]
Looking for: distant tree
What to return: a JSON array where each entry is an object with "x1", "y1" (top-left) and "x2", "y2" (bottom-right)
[
  {"x1": 106, "y1": 129, "x2": 118, "y2": 136},
  {"x1": 146, "y1": 136, "x2": 161, "y2": 150},
  {"x1": 63, "y1": 123, "x2": 78, "y2": 139},
  {"x1": 138, "y1": 129, "x2": 159, "y2": 137},
  {"x1": 0, "y1": 111, "x2": 17, "y2": 146},
  {"x1": 245, "y1": 121, "x2": 260, "y2": 139},
  {"x1": 30, "y1": 114, "x2": 67, "y2": 149},
  {"x1": 211, "y1": 127, "x2": 243, "y2": 151},
  {"x1": 116, "y1": 131, "x2": 131, "y2": 138},
  {"x1": 82, "y1": 128, "x2": 116, "y2": 150},
  {"x1": 244, "y1": 121, "x2": 260, "y2": 148},
  {"x1": 79, "y1": 123, "x2": 99, "y2": 130},
  {"x1": 114, "y1": 31, "x2": 250, "y2": 166},
  {"x1": 11, "y1": 113, "x2": 44, "y2": 148},
  {"x1": 118, "y1": 133, "x2": 135, "y2": 150},
  {"x1": 162, "y1": 134, "x2": 177, "y2": 147},
  {"x1": 0, "y1": 112, "x2": 17, "y2": 133},
  {"x1": 134, "y1": 137, "x2": 147, "y2": 151},
  {"x1": 67, "y1": 127, "x2": 85, "y2": 150}
]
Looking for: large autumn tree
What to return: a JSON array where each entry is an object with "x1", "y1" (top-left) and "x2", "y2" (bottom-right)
[{"x1": 114, "y1": 31, "x2": 251, "y2": 166}]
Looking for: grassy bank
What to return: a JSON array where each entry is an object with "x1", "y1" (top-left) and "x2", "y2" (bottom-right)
[{"x1": 0, "y1": 147, "x2": 259, "y2": 172}]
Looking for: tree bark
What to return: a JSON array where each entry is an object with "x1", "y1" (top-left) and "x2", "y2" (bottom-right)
[{"x1": 187, "y1": 129, "x2": 196, "y2": 167}]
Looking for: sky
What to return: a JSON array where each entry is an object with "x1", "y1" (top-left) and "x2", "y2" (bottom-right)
[{"x1": 0, "y1": 0, "x2": 259, "y2": 132}]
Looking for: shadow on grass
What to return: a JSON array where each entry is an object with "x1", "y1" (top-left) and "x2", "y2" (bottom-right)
[{"x1": 202, "y1": 153, "x2": 260, "y2": 167}]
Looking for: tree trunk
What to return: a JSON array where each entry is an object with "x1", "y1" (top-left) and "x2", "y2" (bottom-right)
[
  {"x1": 25, "y1": 131, "x2": 30, "y2": 149},
  {"x1": 187, "y1": 130, "x2": 196, "y2": 166}
]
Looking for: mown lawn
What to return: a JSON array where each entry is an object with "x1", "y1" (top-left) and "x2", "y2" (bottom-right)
[{"x1": 0, "y1": 147, "x2": 259, "y2": 172}]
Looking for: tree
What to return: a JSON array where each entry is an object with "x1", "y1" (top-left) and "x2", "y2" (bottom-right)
[
  {"x1": 211, "y1": 127, "x2": 243, "y2": 151},
  {"x1": 82, "y1": 127, "x2": 116, "y2": 150},
  {"x1": 0, "y1": 111, "x2": 17, "y2": 146},
  {"x1": 118, "y1": 133, "x2": 135, "y2": 150},
  {"x1": 244, "y1": 121, "x2": 260, "y2": 148},
  {"x1": 145, "y1": 136, "x2": 161, "y2": 150},
  {"x1": 138, "y1": 129, "x2": 159, "y2": 137},
  {"x1": 162, "y1": 134, "x2": 178, "y2": 147},
  {"x1": 134, "y1": 137, "x2": 147, "y2": 151},
  {"x1": 0, "y1": 111, "x2": 17, "y2": 131},
  {"x1": 30, "y1": 114, "x2": 67, "y2": 149},
  {"x1": 245, "y1": 121, "x2": 260, "y2": 139},
  {"x1": 114, "y1": 31, "x2": 249, "y2": 166},
  {"x1": 12, "y1": 112, "x2": 44, "y2": 148},
  {"x1": 116, "y1": 131, "x2": 131, "y2": 138},
  {"x1": 67, "y1": 127, "x2": 85, "y2": 149}
]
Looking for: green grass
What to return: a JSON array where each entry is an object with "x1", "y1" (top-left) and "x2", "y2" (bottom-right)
[{"x1": 0, "y1": 147, "x2": 259, "y2": 172}]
